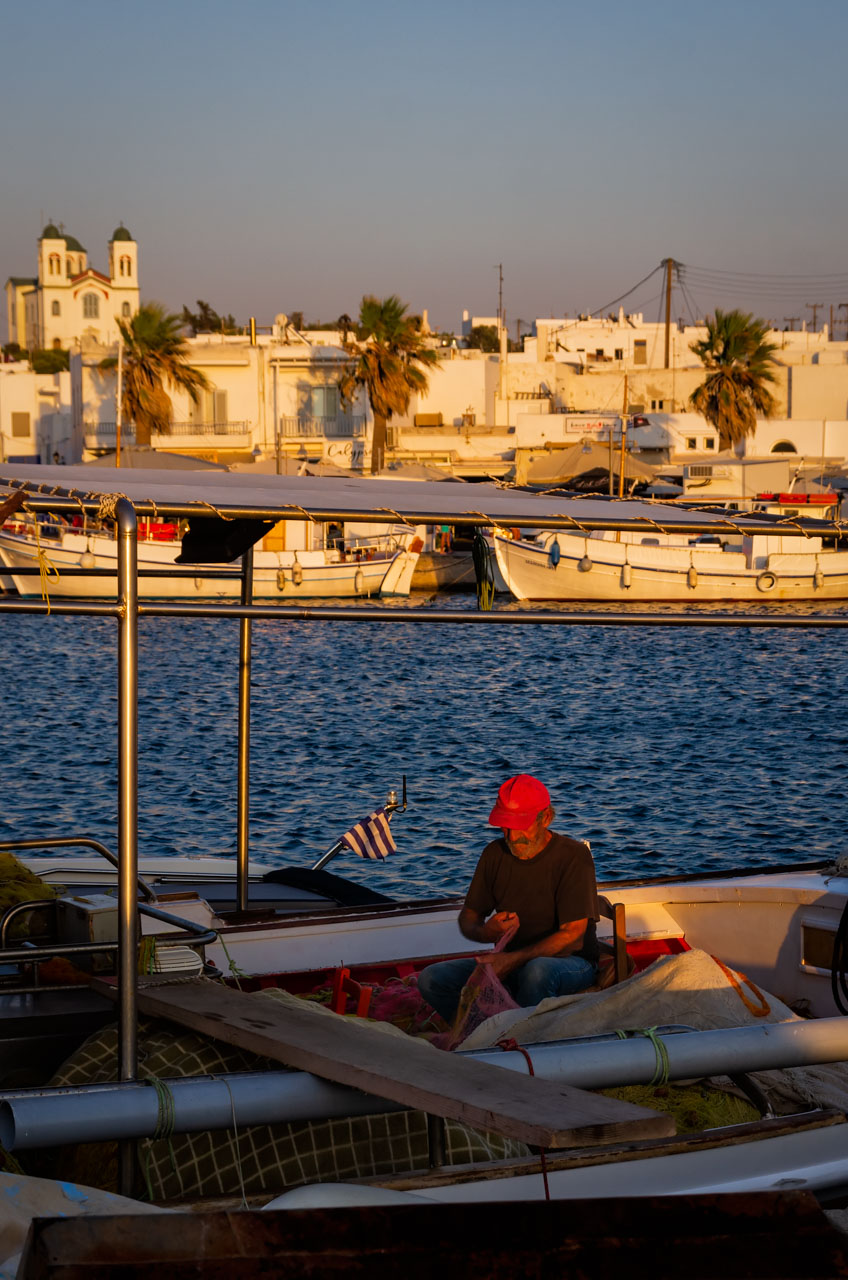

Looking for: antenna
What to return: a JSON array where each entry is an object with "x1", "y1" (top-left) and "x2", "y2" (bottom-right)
[{"x1": 493, "y1": 263, "x2": 503, "y2": 327}]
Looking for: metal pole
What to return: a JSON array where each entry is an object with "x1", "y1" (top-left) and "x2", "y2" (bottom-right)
[
  {"x1": 115, "y1": 332, "x2": 123, "y2": 467},
  {"x1": 115, "y1": 497, "x2": 138, "y2": 1196},
  {"x1": 236, "y1": 544, "x2": 254, "y2": 911}
]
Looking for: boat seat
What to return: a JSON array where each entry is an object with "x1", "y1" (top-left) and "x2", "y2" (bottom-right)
[{"x1": 596, "y1": 895, "x2": 633, "y2": 987}]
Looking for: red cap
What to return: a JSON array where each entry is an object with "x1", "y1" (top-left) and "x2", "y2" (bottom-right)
[{"x1": 488, "y1": 775, "x2": 551, "y2": 829}]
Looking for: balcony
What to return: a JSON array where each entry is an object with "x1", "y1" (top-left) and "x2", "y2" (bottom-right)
[
  {"x1": 83, "y1": 421, "x2": 252, "y2": 450},
  {"x1": 278, "y1": 416, "x2": 365, "y2": 439}
]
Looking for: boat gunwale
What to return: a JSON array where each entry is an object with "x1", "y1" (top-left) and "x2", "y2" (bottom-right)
[{"x1": 366, "y1": 1108, "x2": 847, "y2": 1191}]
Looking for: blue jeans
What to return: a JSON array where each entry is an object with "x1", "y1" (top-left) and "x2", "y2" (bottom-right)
[{"x1": 418, "y1": 954, "x2": 598, "y2": 1025}]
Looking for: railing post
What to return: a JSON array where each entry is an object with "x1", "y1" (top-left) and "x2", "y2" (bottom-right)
[
  {"x1": 236, "y1": 545, "x2": 254, "y2": 912},
  {"x1": 115, "y1": 497, "x2": 138, "y2": 1196}
]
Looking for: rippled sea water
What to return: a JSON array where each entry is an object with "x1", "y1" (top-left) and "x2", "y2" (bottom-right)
[{"x1": 2, "y1": 593, "x2": 847, "y2": 898}]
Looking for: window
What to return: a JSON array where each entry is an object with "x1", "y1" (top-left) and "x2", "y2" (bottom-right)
[
  {"x1": 633, "y1": 340, "x2": 647, "y2": 365},
  {"x1": 51, "y1": 300, "x2": 60, "y2": 316},
  {"x1": 614, "y1": 348, "x2": 623, "y2": 360},
  {"x1": 771, "y1": 441, "x2": 797, "y2": 453},
  {"x1": 311, "y1": 386, "x2": 339, "y2": 419},
  {"x1": 190, "y1": 387, "x2": 228, "y2": 427},
  {"x1": 48, "y1": 254, "x2": 60, "y2": 276},
  {"x1": 66, "y1": 258, "x2": 73, "y2": 277},
  {"x1": 83, "y1": 293, "x2": 100, "y2": 319},
  {"x1": 11, "y1": 412, "x2": 30, "y2": 438},
  {"x1": 121, "y1": 302, "x2": 131, "y2": 317},
  {"x1": 651, "y1": 400, "x2": 665, "y2": 411},
  {"x1": 704, "y1": 438, "x2": 715, "y2": 450},
  {"x1": 686, "y1": 437, "x2": 697, "y2": 449},
  {"x1": 119, "y1": 256, "x2": 132, "y2": 277}
]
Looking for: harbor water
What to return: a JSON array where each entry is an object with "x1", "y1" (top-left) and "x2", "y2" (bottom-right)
[{"x1": 2, "y1": 595, "x2": 847, "y2": 898}]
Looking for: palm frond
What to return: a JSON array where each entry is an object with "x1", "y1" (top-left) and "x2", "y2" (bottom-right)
[{"x1": 688, "y1": 308, "x2": 779, "y2": 448}]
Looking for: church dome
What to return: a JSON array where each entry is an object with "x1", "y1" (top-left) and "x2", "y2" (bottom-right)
[
  {"x1": 111, "y1": 224, "x2": 133, "y2": 242},
  {"x1": 41, "y1": 223, "x2": 61, "y2": 239},
  {"x1": 64, "y1": 235, "x2": 85, "y2": 252}
]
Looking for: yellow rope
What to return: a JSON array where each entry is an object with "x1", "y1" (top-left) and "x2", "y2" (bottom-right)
[{"x1": 28, "y1": 510, "x2": 60, "y2": 615}]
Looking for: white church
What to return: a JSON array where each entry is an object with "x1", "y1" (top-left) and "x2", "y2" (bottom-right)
[{"x1": 5, "y1": 222, "x2": 140, "y2": 352}]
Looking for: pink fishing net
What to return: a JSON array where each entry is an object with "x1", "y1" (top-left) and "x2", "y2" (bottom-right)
[{"x1": 431, "y1": 923, "x2": 521, "y2": 1051}]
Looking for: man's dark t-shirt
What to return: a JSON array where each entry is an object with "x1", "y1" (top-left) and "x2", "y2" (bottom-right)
[{"x1": 464, "y1": 832, "x2": 600, "y2": 962}]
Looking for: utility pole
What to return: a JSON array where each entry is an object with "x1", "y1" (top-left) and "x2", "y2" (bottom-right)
[
  {"x1": 807, "y1": 303, "x2": 823, "y2": 331},
  {"x1": 663, "y1": 258, "x2": 674, "y2": 368},
  {"x1": 494, "y1": 264, "x2": 506, "y2": 424},
  {"x1": 494, "y1": 263, "x2": 503, "y2": 330},
  {"x1": 839, "y1": 303, "x2": 848, "y2": 340}
]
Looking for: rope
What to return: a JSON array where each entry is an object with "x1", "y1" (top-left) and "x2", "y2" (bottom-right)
[
  {"x1": 710, "y1": 955, "x2": 770, "y2": 1017},
  {"x1": 137, "y1": 937, "x2": 157, "y2": 975},
  {"x1": 495, "y1": 1038, "x2": 550, "y2": 1200},
  {"x1": 216, "y1": 932, "x2": 245, "y2": 990},
  {"x1": 471, "y1": 530, "x2": 495, "y2": 612},
  {"x1": 614, "y1": 1027, "x2": 670, "y2": 1086},
  {"x1": 196, "y1": 500, "x2": 234, "y2": 521},
  {"x1": 96, "y1": 493, "x2": 129, "y2": 522},
  {"x1": 220, "y1": 1075, "x2": 248, "y2": 1209},
  {"x1": 141, "y1": 1075, "x2": 182, "y2": 1201},
  {"x1": 27, "y1": 510, "x2": 60, "y2": 614}
]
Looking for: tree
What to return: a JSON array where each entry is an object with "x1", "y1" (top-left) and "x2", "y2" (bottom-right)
[
  {"x1": 181, "y1": 300, "x2": 239, "y2": 336},
  {"x1": 466, "y1": 325, "x2": 500, "y2": 353},
  {"x1": 31, "y1": 348, "x2": 69, "y2": 373},
  {"x1": 689, "y1": 309, "x2": 779, "y2": 450},
  {"x1": 339, "y1": 295, "x2": 438, "y2": 472},
  {"x1": 101, "y1": 302, "x2": 210, "y2": 446}
]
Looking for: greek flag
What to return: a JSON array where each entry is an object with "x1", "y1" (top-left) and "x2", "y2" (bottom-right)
[{"x1": 339, "y1": 808, "x2": 396, "y2": 861}]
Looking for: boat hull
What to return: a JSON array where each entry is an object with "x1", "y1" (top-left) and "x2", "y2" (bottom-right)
[
  {"x1": 494, "y1": 531, "x2": 848, "y2": 601},
  {"x1": 0, "y1": 529, "x2": 412, "y2": 600}
]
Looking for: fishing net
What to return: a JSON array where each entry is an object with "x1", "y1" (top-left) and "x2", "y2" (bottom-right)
[
  {"x1": 431, "y1": 962, "x2": 520, "y2": 1051},
  {"x1": 39, "y1": 987, "x2": 528, "y2": 1202},
  {"x1": 0, "y1": 854, "x2": 57, "y2": 939}
]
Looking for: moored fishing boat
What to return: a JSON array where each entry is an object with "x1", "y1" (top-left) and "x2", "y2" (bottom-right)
[
  {"x1": 0, "y1": 516, "x2": 420, "y2": 600},
  {"x1": 493, "y1": 518, "x2": 848, "y2": 602},
  {"x1": 2, "y1": 464, "x2": 848, "y2": 1252}
]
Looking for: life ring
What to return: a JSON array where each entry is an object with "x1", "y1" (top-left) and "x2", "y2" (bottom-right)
[
  {"x1": 756, "y1": 570, "x2": 777, "y2": 592},
  {"x1": 549, "y1": 539, "x2": 561, "y2": 567}
]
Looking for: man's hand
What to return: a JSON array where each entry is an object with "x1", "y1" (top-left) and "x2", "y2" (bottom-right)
[{"x1": 481, "y1": 910, "x2": 519, "y2": 943}]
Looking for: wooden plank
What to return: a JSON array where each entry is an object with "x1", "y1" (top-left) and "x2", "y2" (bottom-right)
[
  {"x1": 20, "y1": 1193, "x2": 848, "y2": 1279},
  {"x1": 94, "y1": 977, "x2": 673, "y2": 1148}
]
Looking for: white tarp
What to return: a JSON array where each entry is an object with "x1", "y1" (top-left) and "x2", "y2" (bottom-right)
[{"x1": 459, "y1": 948, "x2": 848, "y2": 1114}]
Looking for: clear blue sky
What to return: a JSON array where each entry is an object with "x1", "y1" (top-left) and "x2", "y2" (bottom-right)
[{"x1": 3, "y1": 0, "x2": 848, "y2": 339}]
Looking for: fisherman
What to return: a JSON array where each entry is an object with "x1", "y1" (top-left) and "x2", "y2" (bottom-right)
[{"x1": 418, "y1": 774, "x2": 600, "y2": 1024}]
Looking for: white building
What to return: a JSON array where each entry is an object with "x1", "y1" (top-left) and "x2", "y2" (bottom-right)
[
  {"x1": 0, "y1": 363, "x2": 72, "y2": 463},
  {"x1": 5, "y1": 223, "x2": 140, "y2": 352}
]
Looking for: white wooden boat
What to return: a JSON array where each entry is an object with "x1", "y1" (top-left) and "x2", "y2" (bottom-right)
[
  {"x1": 493, "y1": 524, "x2": 848, "y2": 602},
  {"x1": 0, "y1": 518, "x2": 420, "y2": 600},
  {"x1": 2, "y1": 466, "x2": 848, "y2": 1225}
]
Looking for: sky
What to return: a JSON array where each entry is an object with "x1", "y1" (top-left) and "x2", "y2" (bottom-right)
[{"x1": 3, "y1": 0, "x2": 848, "y2": 340}]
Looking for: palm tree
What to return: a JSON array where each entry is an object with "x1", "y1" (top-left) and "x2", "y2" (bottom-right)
[
  {"x1": 101, "y1": 302, "x2": 210, "y2": 446},
  {"x1": 339, "y1": 295, "x2": 438, "y2": 473},
  {"x1": 689, "y1": 309, "x2": 779, "y2": 450}
]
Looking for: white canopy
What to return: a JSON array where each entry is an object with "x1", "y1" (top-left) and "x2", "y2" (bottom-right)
[{"x1": 0, "y1": 463, "x2": 763, "y2": 531}]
